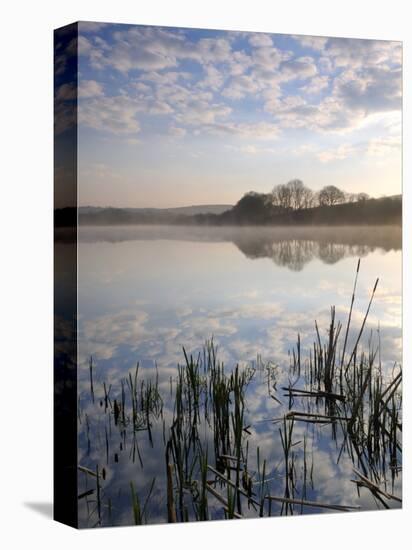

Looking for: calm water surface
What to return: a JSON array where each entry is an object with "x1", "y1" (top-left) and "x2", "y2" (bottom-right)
[{"x1": 72, "y1": 226, "x2": 401, "y2": 527}]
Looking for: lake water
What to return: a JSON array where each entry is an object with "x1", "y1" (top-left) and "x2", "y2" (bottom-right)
[{"x1": 71, "y1": 225, "x2": 402, "y2": 527}]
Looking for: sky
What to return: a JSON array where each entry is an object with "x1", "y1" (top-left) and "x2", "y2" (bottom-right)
[{"x1": 59, "y1": 22, "x2": 402, "y2": 208}]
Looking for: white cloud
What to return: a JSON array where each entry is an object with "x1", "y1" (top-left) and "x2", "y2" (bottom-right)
[
  {"x1": 84, "y1": 27, "x2": 233, "y2": 74},
  {"x1": 206, "y1": 120, "x2": 279, "y2": 139},
  {"x1": 54, "y1": 99, "x2": 75, "y2": 134},
  {"x1": 91, "y1": 27, "x2": 182, "y2": 72},
  {"x1": 326, "y1": 38, "x2": 402, "y2": 69},
  {"x1": 318, "y1": 55, "x2": 334, "y2": 73},
  {"x1": 80, "y1": 310, "x2": 149, "y2": 359},
  {"x1": 333, "y1": 66, "x2": 401, "y2": 113},
  {"x1": 149, "y1": 100, "x2": 174, "y2": 115},
  {"x1": 293, "y1": 35, "x2": 328, "y2": 52},
  {"x1": 248, "y1": 33, "x2": 274, "y2": 48},
  {"x1": 78, "y1": 35, "x2": 93, "y2": 56},
  {"x1": 138, "y1": 71, "x2": 191, "y2": 85},
  {"x1": 196, "y1": 37, "x2": 232, "y2": 64},
  {"x1": 168, "y1": 126, "x2": 187, "y2": 137},
  {"x1": 56, "y1": 83, "x2": 76, "y2": 100},
  {"x1": 291, "y1": 144, "x2": 317, "y2": 156},
  {"x1": 197, "y1": 64, "x2": 225, "y2": 91},
  {"x1": 79, "y1": 95, "x2": 142, "y2": 134},
  {"x1": 251, "y1": 45, "x2": 290, "y2": 70},
  {"x1": 226, "y1": 144, "x2": 276, "y2": 155},
  {"x1": 367, "y1": 136, "x2": 401, "y2": 156},
  {"x1": 78, "y1": 21, "x2": 108, "y2": 33},
  {"x1": 175, "y1": 100, "x2": 232, "y2": 126},
  {"x1": 293, "y1": 134, "x2": 400, "y2": 163},
  {"x1": 139, "y1": 85, "x2": 218, "y2": 131},
  {"x1": 316, "y1": 144, "x2": 356, "y2": 163},
  {"x1": 301, "y1": 75, "x2": 329, "y2": 95},
  {"x1": 228, "y1": 50, "x2": 252, "y2": 76},
  {"x1": 263, "y1": 66, "x2": 400, "y2": 133},
  {"x1": 133, "y1": 82, "x2": 151, "y2": 93},
  {"x1": 75, "y1": 26, "x2": 402, "y2": 138},
  {"x1": 222, "y1": 74, "x2": 262, "y2": 99},
  {"x1": 79, "y1": 79, "x2": 104, "y2": 98},
  {"x1": 260, "y1": 39, "x2": 401, "y2": 133},
  {"x1": 280, "y1": 56, "x2": 318, "y2": 80}
]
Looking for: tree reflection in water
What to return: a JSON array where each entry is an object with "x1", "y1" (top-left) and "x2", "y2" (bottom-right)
[{"x1": 72, "y1": 224, "x2": 401, "y2": 273}]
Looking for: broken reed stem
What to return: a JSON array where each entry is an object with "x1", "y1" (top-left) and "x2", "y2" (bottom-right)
[
  {"x1": 282, "y1": 387, "x2": 346, "y2": 402},
  {"x1": 207, "y1": 464, "x2": 260, "y2": 507},
  {"x1": 78, "y1": 464, "x2": 98, "y2": 478},
  {"x1": 352, "y1": 469, "x2": 402, "y2": 503},
  {"x1": 265, "y1": 495, "x2": 360, "y2": 512},
  {"x1": 272, "y1": 411, "x2": 350, "y2": 423},
  {"x1": 205, "y1": 483, "x2": 243, "y2": 519}
]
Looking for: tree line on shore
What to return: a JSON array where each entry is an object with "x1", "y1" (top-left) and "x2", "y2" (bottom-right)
[
  {"x1": 271, "y1": 180, "x2": 370, "y2": 210},
  {"x1": 192, "y1": 181, "x2": 400, "y2": 226},
  {"x1": 55, "y1": 179, "x2": 401, "y2": 227}
]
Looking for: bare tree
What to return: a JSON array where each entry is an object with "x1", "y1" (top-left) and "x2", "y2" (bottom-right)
[
  {"x1": 345, "y1": 192, "x2": 357, "y2": 203},
  {"x1": 272, "y1": 179, "x2": 313, "y2": 210},
  {"x1": 272, "y1": 183, "x2": 293, "y2": 210},
  {"x1": 287, "y1": 179, "x2": 306, "y2": 210},
  {"x1": 318, "y1": 185, "x2": 346, "y2": 207},
  {"x1": 302, "y1": 186, "x2": 314, "y2": 209},
  {"x1": 356, "y1": 192, "x2": 370, "y2": 202}
]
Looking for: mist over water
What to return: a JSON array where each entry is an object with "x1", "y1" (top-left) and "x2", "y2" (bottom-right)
[{"x1": 76, "y1": 224, "x2": 401, "y2": 269}]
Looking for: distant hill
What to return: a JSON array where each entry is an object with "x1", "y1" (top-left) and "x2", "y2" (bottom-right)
[
  {"x1": 163, "y1": 205, "x2": 233, "y2": 216},
  {"x1": 73, "y1": 204, "x2": 232, "y2": 225},
  {"x1": 79, "y1": 205, "x2": 232, "y2": 215}
]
